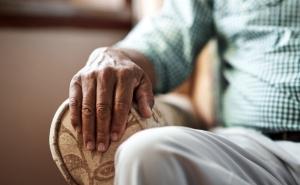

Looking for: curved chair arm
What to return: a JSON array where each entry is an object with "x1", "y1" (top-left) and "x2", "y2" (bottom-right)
[{"x1": 49, "y1": 95, "x2": 199, "y2": 185}]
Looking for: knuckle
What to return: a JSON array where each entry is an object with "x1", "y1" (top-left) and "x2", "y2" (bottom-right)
[
  {"x1": 83, "y1": 131, "x2": 94, "y2": 136},
  {"x1": 82, "y1": 106, "x2": 95, "y2": 118},
  {"x1": 137, "y1": 94, "x2": 154, "y2": 102},
  {"x1": 103, "y1": 66, "x2": 114, "y2": 75},
  {"x1": 140, "y1": 82, "x2": 153, "y2": 91},
  {"x1": 111, "y1": 122, "x2": 125, "y2": 133},
  {"x1": 82, "y1": 71, "x2": 95, "y2": 80},
  {"x1": 100, "y1": 67, "x2": 115, "y2": 81},
  {"x1": 82, "y1": 132, "x2": 94, "y2": 141},
  {"x1": 96, "y1": 103, "x2": 112, "y2": 120},
  {"x1": 119, "y1": 68, "x2": 128, "y2": 75},
  {"x1": 70, "y1": 79, "x2": 81, "y2": 89},
  {"x1": 118, "y1": 68, "x2": 132, "y2": 79},
  {"x1": 71, "y1": 74, "x2": 81, "y2": 82},
  {"x1": 112, "y1": 122, "x2": 124, "y2": 128},
  {"x1": 148, "y1": 94, "x2": 155, "y2": 102},
  {"x1": 96, "y1": 131, "x2": 109, "y2": 138},
  {"x1": 114, "y1": 100, "x2": 130, "y2": 113},
  {"x1": 69, "y1": 98, "x2": 81, "y2": 108}
]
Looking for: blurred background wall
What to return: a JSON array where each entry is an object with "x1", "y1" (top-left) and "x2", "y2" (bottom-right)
[
  {"x1": 0, "y1": 0, "x2": 215, "y2": 184},
  {"x1": 0, "y1": 0, "x2": 131, "y2": 184}
]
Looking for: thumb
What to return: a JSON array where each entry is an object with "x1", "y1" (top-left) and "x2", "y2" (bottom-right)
[{"x1": 135, "y1": 75, "x2": 155, "y2": 118}]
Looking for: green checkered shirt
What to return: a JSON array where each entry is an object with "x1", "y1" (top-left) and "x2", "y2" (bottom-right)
[{"x1": 116, "y1": 0, "x2": 300, "y2": 132}]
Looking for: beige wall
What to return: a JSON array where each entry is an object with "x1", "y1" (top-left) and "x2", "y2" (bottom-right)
[{"x1": 0, "y1": 28, "x2": 128, "y2": 185}]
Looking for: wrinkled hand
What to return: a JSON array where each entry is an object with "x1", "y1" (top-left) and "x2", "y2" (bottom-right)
[{"x1": 69, "y1": 47, "x2": 154, "y2": 152}]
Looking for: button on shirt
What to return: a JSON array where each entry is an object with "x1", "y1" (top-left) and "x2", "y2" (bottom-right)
[{"x1": 116, "y1": 0, "x2": 300, "y2": 132}]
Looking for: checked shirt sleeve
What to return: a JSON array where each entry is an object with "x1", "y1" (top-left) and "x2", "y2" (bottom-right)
[{"x1": 116, "y1": 0, "x2": 214, "y2": 94}]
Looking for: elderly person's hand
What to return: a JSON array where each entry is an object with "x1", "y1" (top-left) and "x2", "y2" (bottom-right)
[{"x1": 69, "y1": 47, "x2": 155, "y2": 152}]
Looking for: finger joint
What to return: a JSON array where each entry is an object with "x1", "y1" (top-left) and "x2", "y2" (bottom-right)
[
  {"x1": 114, "y1": 100, "x2": 130, "y2": 114},
  {"x1": 69, "y1": 98, "x2": 81, "y2": 109},
  {"x1": 82, "y1": 106, "x2": 95, "y2": 119},
  {"x1": 96, "y1": 131, "x2": 109, "y2": 138},
  {"x1": 96, "y1": 103, "x2": 112, "y2": 120}
]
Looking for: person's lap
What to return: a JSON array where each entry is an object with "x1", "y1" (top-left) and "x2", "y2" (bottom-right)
[{"x1": 115, "y1": 126, "x2": 298, "y2": 185}]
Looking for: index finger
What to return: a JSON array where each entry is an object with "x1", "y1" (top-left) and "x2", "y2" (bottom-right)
[{"x1": 69, "y1": 78, "x2": 83, "y2": 133}]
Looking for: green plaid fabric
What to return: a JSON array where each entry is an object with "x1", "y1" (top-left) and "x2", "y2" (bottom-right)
[{"x1": 116, "y1": 0, "x2": 300, "y2": 132}]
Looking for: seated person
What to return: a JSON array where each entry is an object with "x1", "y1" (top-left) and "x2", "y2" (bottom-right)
[{"x1": 68, "y1": 0, "x2": 300, "y2": 184}]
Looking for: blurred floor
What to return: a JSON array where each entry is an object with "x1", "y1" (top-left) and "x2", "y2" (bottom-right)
[{"x1": 0, "y1": 28, "x2": 128, "y2": 185}]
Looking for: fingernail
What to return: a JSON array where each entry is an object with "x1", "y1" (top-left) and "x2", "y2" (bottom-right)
[
  {"x1": 86, "y1": 141, "x2": 94, "y2": 150},
  {"x1": 110, "y1": 133, "x2": 118, "y2": 141},
  {"x1": 75, "y1": 126, "x2": 81, "y2": 133},
  {"x1": 97, "y1": 143, "x2": 105, "y2": 152}
]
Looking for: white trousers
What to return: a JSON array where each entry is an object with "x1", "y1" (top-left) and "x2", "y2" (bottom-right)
[{"x1": 114, "y1": 127, "x2": 300, "y2": 185}]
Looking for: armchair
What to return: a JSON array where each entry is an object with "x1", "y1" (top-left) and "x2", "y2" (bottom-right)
[{"x1": 50, "y1": 95, "x2": 200, "y2": 184}]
